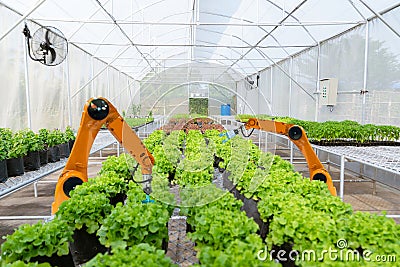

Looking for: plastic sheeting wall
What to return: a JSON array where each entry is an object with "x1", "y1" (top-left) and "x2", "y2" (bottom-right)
[
  {"x1": 0, "y1": 6, "x2": 27, "y2": 130},
  {"x1": 0, "y1": 5, "x2": 138, "y2": 131},
  {"x1": 241, "y1": 7, "x2": 400, "y2": 126}
]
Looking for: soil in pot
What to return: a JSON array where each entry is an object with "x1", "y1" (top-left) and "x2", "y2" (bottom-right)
[
  {"x1": 6, "y1": 157, "x2": 24, "y2": 177},
  {"x1": 48, "y1": 146, "x2": 61, "y2": 163},
  {"x1": 0, "y1": 159, "x2": 8, "y2": 182},
  {"x1": 24, "y1": 151, "x2": 40, "y2": 171},
  {"x1": 39, "y1": 149, "x2": 49, "y2": 165}
]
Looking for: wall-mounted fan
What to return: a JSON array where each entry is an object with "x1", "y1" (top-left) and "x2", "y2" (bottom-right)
[
  {"x1": 23, "y1": 24, "x2": 68, "y2": 66},
  {"x1": 245, "y1": 74, "x2": 260, "y2": 90}
]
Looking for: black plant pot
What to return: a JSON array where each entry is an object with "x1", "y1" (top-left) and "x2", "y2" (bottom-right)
[
  {"x1": 65, "y1": 143, "x2": 71, "y2": 157},
  {"x1": 39, "y1": 149, "x2": 49, "y2": 166},
  {"x1": 0, "y1": 159, "x2": 8, "y2": 183},
  {"x1": 31, "y1": 253, "x2": 75, "y2": 267},
  {"x1": 48, "y1": 146, "x2": 61, "y2": 163},
  {"x1": 58, "y1": 143, "x2": 69, "y2": 158},
  {"x1": 23, "y1": 151, "x2": 41, "y2": 171},
  {"x1": 6, "y1": 157, "x2": 24, "y2": 177},
  {"x1": 69, "y1": 227, "x2": 108, "y2": 265},
  {"x1": 69, "y1": 140, "x2": 75, "y2": 152},
  {"x1": 270, "y1": 243, "x2": 296, "y2": 267},
  {"x1": 222, "y1": 171, "x2": 269, "y2": 239},
  {"x1": 109, "y1": 193, "x2": 127, "y2": 206}
]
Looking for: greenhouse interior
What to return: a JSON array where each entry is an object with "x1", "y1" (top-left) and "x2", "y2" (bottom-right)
[{"x1": 0, "y1": 0, "x2": 400, "y2": 266}]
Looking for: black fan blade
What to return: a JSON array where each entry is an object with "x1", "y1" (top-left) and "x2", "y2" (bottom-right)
[
  {"x1": 48, "y1": 46, "x2": 57, "y2": 64},
  {"x1": 45, "y1": 29, "x2": 52, "y2": 45}
]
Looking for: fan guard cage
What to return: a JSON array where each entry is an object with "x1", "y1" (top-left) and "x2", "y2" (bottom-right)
[{"x1": 31, "y1": 26, "x2": 68, "y2": 66}]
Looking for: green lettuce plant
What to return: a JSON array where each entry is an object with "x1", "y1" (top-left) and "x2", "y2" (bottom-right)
[
  {"x1": 56, "y1": 191, "x2": 113, "y2": 234},
  {"x1": 0, "y1": 217, "x2": 73, "y2": 263},
  {"x1": 98, "y1": 153, "x2": 137, "y2": 180},
  {"x1": 97, "y1": 201, "x2": 170, "y2": 251},
  {"x1": 21, "y1": 130, "x2": 44, "y2": 152},
  {"x1": 2, "y1": 261, "x2": 51, "y2": 267},
  {"x1": 195, "y1": 234, "x2": 279, "y2": 267},
  {"x1": 64, "y1": 126, "x2": 75, "y2": 141},
  {"x1": 7, "y1": 131, "x2": 29, "y2": 159},
  {"x1": 47, "y1": 129, "x2": 65, "y2": 147},
  {"x1": 188, "y1": 205, "x2": 258, "y2": 250},
  {"x1": 0, "y1": 128, "x2": 12, "y2": 161},
  {"x1": 85, "y1": 243, "x2": 176, "y2": 267}
]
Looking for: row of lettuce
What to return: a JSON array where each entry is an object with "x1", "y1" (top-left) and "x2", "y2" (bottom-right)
[
  {"x1": 144, "y1": 129, "x2": 399, "y2": 266},
  {"x1": 1, "y1": 129, "x2": 399, "y2": 266},
  {"x1": 236, "y1": 114, "x2": 400, "y2": 144}
]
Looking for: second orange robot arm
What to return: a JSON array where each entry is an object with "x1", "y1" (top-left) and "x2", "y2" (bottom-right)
[{"x1": 244, "y1": 118, "x2": 336, "y2": 196}]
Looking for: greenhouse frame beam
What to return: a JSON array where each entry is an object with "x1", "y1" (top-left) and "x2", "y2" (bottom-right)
[
  {"x1": 71, "y1": 41, "x2": 314, "y2": 49},
  {"x1": 30, "y1": 18, "x2": 365, "y2": 27},
  {"x1": 347, "y1": 0, "x2": 368, "y2": 20},
  {"x1": 200, "y1": 10, "x2": 293, "y2": 58},
  {"x1": 97, "y1": 56, "x2": 296, "y2": 61},
  {"x1": 0, "y1": 0, "x2": 47, "y2": 42},
  {"x1": 67, "y1": 0, "x2": 112, "y2": 40},
  {"x1": 358, "y1": 0, "x2": 400, "y2": 38},
  {"x1": 94, "y1": 0, "x2": 156, "y2": 74},
  {"x1": 215, "y1": 0, "x2": 308, "y2": 81},
  {"x1": 264, "y1": 0, "x2": 318, "y2": 44}
]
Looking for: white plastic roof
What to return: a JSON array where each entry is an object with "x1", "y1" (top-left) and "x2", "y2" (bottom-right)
[{"x1": 2, "y1": 0, "x2": 399, "y2": 81}]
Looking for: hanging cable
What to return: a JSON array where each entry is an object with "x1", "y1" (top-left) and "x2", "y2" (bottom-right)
[{"x1": 240, "y1": 125, "x2": 254, "y2": 137}]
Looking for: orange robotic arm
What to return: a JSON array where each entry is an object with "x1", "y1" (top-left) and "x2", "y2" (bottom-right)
[
  {"x1": 222, "y1": 118, "x2": 336, "y2": 196},
  {"x1": 51, "y1": 97, "x2": 154, "y2": 214}
]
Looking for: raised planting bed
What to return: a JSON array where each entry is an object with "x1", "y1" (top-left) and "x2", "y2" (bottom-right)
[
  {"x1": 160, "y1": 117, "x2": 224, "y2": 134},
  {"x1": 236, "y1": 114, "x2": 400, "y2": 147},
  {"x1": 124, "y1": 116, "x2": 154, "y2": 128}
]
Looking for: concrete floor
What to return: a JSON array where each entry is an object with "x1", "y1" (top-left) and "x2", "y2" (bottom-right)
[{"x1": 1, "y1": 143, "x2": 399, "y2": 248}]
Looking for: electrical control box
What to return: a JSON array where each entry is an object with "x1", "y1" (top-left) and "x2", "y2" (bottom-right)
[{"x1": 319, "y1": 78, "x2": 338, "y2": 106}]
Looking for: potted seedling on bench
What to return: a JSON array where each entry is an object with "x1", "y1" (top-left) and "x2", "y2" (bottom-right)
[
  {"x1": 21, "y1": 129, "x2": 44, "y2": 171},
  {"x1": 0, "y1": 128, "x2": 12, "y2": 182},
  {"x1": 6, "y1": 131, "x2": 28, "y2": 177}
]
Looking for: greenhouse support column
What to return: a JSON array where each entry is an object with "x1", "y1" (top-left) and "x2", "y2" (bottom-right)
[
  {"x1": 66, "y1": 54, "x2": 72, "y2": 126},
  {"x1": 270, "y1": 68, "x2": 273, "y2": 114},
  {"x1": 361, "y1": 22, "x2": 369, "y2": 124},
  {"x1": 107, "y1": 67, "x2": 110, "y2": 98},
  {"x1": 23, "y1": 33, "x2": 32, "y2": 129},
  {"x1": 315, "y1": 43, "x2": 321, "y2": 122},
  {"x1": 339, "y1": 155, "x2": 345, "y2": 200},
  {"x1": 290, "y1": 142, "x2": 294, "y2": 164},
  {"x1": 91, "y1": 56, "x2": 95, "y2": 96},
  {"x1": 289, "y1": 57, "x2": 293, "y2": 117}
]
